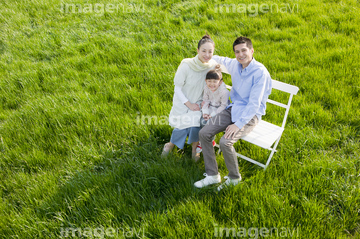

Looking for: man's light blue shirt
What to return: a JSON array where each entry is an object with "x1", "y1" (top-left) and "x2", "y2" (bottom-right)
[{"x1": 212, "y1": 55, "x2": 272, "y2": 130}]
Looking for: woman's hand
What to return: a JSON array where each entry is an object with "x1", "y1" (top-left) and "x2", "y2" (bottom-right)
[{"x1": 185, "y1": 101, "x2": 200, "y2": 111}]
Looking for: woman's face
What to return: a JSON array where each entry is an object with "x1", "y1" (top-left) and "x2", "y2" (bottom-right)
[{"x1": 197, "y1": 42, "x2": 214, "y2": 63}]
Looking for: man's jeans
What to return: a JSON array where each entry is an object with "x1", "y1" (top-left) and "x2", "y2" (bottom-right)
[{"x1": 199, "y1": 107, "x2": 258, "y2": 179}]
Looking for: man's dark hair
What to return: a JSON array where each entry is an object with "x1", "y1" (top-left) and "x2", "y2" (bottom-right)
[{"x1": 233, "y1": 36, "x2": 253, "y2": 51}]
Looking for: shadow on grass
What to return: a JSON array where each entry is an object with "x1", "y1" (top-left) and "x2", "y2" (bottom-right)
[
  {"x1": 34, "y1": 132, "x2": 198, "y2": 235},
  {"x1": 36, "y1": 126, "x2": 265, "y2": 238}
]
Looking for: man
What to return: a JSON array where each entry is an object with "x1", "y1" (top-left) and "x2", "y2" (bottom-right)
[{"x1": 194, "y1": 36, "x2": 272, "y2": 191}]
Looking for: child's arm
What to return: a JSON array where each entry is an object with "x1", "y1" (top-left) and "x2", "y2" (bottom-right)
[
  {"x1": 213, "y1": 87, "x2": 230, "y2": 117},
  {"x1": 202, "y1": 86, "x2": 211, "y2": 117}
]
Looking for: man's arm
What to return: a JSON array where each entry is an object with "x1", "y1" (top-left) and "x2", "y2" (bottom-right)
[
  {"x1": 233, "y1": 71, "x2": 271, "y2": 130},
  {"x1": 212, "y1": 55, "x2": 234, "y2": 74},
  {"x1": 224, "y1": 72, "x2": 270, "y2": 139}
]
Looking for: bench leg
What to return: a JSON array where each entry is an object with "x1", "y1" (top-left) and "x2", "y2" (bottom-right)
[
  {"x1": 264, "y1": 135, "x2": 282, "y2": 169},
  {"x1": 215, "y1": 136, "x2": 282, "y2": 170}
]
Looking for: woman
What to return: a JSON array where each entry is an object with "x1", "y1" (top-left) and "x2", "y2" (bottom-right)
[{"x1": 162, "y1": 35, "x2": 217, "y2": 161}]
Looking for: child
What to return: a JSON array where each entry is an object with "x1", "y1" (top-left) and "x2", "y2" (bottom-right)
[{"x1": 197, "y1": 64, "x2": 230, "y2": 153}]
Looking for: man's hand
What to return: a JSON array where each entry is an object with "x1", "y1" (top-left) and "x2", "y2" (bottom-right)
[
  {"x1": 185, "y1": 101, "x2": 200, "y2": 111},
  {"x1": 224, "y1": 124, "x2": 240, "y2": 139}
]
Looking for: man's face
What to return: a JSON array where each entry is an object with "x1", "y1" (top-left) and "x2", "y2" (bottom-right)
[{"x1": 234, "y1": 43, "x2": 254, "y2": 68}]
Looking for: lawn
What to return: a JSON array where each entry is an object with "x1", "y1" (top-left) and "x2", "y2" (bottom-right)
[{"x1": 0, "y1": 0, "x2": 359, "y2": 238}]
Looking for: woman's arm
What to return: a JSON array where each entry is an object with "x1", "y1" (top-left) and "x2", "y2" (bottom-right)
[
  {"x1": 174, "y1": 85, "x2": 188, "y2": 104},
  {"x1": 174, "y1": 85, "x2": 200, "y2": 111},
  {"x1": 173, "y1": 62, "x2": 200, "y2": 111}
]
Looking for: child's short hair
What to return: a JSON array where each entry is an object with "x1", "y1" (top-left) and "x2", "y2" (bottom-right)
[{"x1": 206, "y1": 64, "x2": 222, "y2": 80}]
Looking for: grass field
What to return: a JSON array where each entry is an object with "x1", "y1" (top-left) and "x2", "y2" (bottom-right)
[{"x1": 0, "y1": 0, "x2": 359, "y2": 238}]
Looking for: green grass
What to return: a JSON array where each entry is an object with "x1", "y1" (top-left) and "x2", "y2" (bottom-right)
[{"x1": 0, "y1": 0, "x2": 359, "y2": 238}]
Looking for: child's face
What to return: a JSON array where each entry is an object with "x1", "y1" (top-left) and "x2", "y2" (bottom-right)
[{"x1": 206, "y1": 79, "x2": 222, "y2": 92}]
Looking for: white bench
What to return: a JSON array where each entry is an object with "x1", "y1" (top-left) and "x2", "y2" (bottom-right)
[{"x1": 217, "y1": 79, "x2": 299, "y2": 169}]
